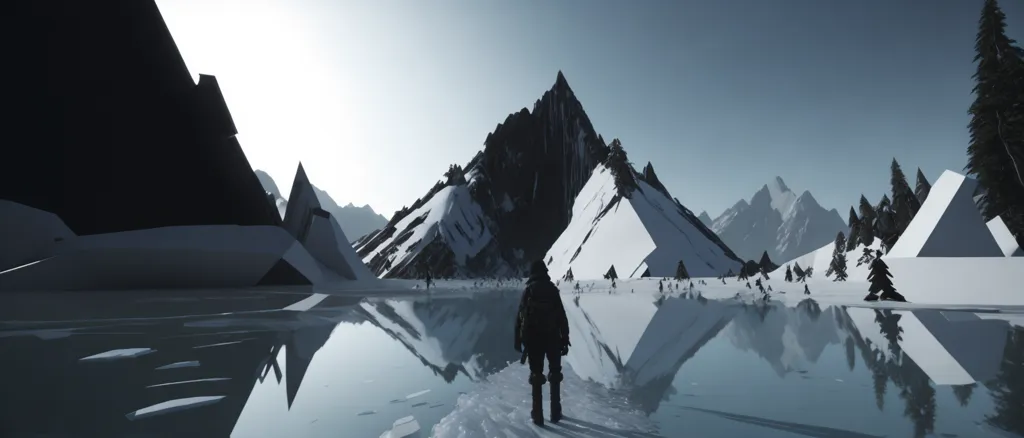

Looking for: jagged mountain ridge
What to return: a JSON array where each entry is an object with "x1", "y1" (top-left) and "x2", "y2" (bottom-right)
[
  {"x1": 355, "y1": 71, "x2": 611, "y2": 278},
  {"x1": 254, "y1": 169, "x2": 388, "y2": 243},
  {"x1": 711, "y1": 177, "x2": 848, "y2": 264}
]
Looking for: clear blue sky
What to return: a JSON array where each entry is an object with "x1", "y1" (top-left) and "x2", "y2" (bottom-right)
[{"x1": 159, "y1": 0, "x2": 1024, "y2": 219}]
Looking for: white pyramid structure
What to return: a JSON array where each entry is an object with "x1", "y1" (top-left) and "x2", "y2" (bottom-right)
[
  {"x1": 986, "y1": 216, "x2": 1023, "y2": 257},
  {"x1": 283, "y1": 163, "x2": 374, "y2": 280},
  {"x1": 887, "y1": 170, "x2": 1004, "y2": 258}
]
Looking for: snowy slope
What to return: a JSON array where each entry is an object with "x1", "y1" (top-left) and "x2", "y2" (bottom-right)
[
  {"x1": 358, "y1": 184, "x2": 496, "y2": 278},
  {"x1": 987, "y1": 216, "x2": 1024, "y2": 257},
  {"x1": 545, "y1": 164, "x2": 742, "y2": 280},
  {"x1": 712, "y1": 177, "x2": 848, "y2": 264}
]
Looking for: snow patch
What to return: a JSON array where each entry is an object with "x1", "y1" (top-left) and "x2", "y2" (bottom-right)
[
  {"x1": 80, "y1": 348, "x2": 155, "y2": 362},
  {"x1": 125, "y1": 396, "x2": 225, "y2": 421}
]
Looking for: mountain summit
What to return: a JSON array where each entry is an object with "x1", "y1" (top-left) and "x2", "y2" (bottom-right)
[
  {"x1": 711, "y1": 176, "x2": 847, "y2": 264},
  {"x1": 355, "y1": 72, "x2": 610, "y2": 278}
]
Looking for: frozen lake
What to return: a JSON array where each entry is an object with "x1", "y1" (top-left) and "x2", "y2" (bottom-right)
[{"x1": 1, "y1": 285, "x2": 1022, "y2": 438}]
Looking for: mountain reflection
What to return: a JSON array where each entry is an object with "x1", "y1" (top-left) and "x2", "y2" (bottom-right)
[{"x1": 1, "y1": 289, "x2": 1022, "y2": 438}]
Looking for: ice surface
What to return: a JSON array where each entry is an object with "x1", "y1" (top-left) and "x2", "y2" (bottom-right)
[
  {"x1": 360, "y1": 185, "x2": 494, "y2": 277},
  {"x1": 382, "y1": 415, "x2": 421, "y2": 438},
  {"x1": 283, "y1": 293, "x2": 329, "y2": 312},
  {"x1": 562, "y1": 291, "x2": 660, "y2": 385},
  {"x1": 545, "y1": 165, "x2": 740, "y2": 280},
  {"x1": 406, "y1": 389, "x2": 431, "y2": 400},
  {"x1": 987, "y1": 216, "x2": 1023, "y2": 257},
  {"x1": 125, "y1": 396, "x2": 225, "y2": 421},
  {"x1": 0, "y1": 225, "x2": 326, "y2": 291},
  {"x1": 888, "y1": 170, "x2": 1004, "y2": 258},
  {"x1": 79, "y1": 348, "x2": 155, "y2": 362},
  {"x1": 430, "y1": 364, "x2": 659, "y2": 438},
  {"x1": 154, "y1": 360, "x2": 200, "y2": 370},
  {"x1": 0, "y1": 200, "x2": 76, "y2": 272}
]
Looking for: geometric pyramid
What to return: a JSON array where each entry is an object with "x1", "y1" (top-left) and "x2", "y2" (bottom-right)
[
  {"x1": 887, "y1": 170, "x2": 1005, "y2": 258},
  {"x1": 986, "y1": 216, "x2": 1024, "y2": 257},
  {"x1": 283, "y1": 163, "x2": 375, "y2": 280}
]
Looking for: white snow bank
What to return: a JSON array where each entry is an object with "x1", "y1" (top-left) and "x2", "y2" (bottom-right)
[
  {"x1": 885, "y1": 256, "x2": 1024, "y2": 306},
  {"x1": 0, "y1": 200, "x2": 76, "y2": 272},
  {"x1": 430, "y1": 364, "x2": 659, "y2": 438},
  {"x1": 125, "y1": 396, "x2": 225, "y2": 421},
  {"x1": 80, "y1": 348, "x2": 155, "y2": 362},
  {"x1": 888, "y1": 170, "x2": 1003, "y2": 258}
]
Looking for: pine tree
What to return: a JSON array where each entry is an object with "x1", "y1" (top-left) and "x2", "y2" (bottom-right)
[
  {"x1": 890, "y1": 159, "x2": 921, "y2": 238},
  {"x1": 563, "y1": 268, "x2": 575, "y2": 282},
  {"x1": 865, "y1": 250, "x2": 907, "y2": 302},
  {"x1": 804, "y1": 284, "x2": 810, "y2": 295},
  {"x1": 675, "y1": 260, "x2": 690, "y2": 280},
  {"x1": 784, "y1": 265, "x2": 793, "y2": 282},
  {"x1": 965, "y1": 0, "x2": 1024, "y2": 243},
  {"x1": 830, "y1": 232, "x2": 849, "y2": 281},
  {"x1": 604, "y1": 265, "x2": 618, "y2": 280},
  {"x1": 875, "y1": 194, "x2": 897, "y2": 250},
  {"x1": 858, "y1": 195, "x2": 876, "y2": 247},
  {"x1": 793, "y1": 262, "x2": 805, "y2": 282},
  {"x1": 847, "y1": 207, "x2": 862, "y2": 252},
  {"x1": 915, "y1": 168, "x2": 932, "y2": 204},
  {"x1": 605, "y1": 139, "x2": 639, "y2": 198}
]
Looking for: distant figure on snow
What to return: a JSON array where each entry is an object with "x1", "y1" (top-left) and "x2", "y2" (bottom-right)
[
  {"x1": 424, "y1": 271, "x2": 433, "y2": 290},
  {"x1": 515, "y1": 260, "x2": 571, "y2": 426}
]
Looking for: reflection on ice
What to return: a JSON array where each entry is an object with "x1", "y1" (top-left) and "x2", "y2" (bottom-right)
[
  {"x1": 79, "y1": 348, "x2": 155, "y2": 362},
  {"x1": 125, "y1": 395, "x2": 225, "y2": 421}
]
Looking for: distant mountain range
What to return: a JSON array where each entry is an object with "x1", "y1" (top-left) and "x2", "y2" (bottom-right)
[
  {"x1": 710, "y1": 177, "x2": 848, "y2": 264},
  {"x1": 254, "y1": 170, "x2": 387, "y2": 243}
]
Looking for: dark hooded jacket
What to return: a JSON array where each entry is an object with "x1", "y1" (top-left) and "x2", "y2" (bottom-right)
[{"x1": 514, "y1": 268, "x2": 570, "y2": 349}]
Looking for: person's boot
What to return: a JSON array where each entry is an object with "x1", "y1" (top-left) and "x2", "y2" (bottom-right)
[
  {"x1": 529, "y1": 373, "x2": 545, "y2": 426},
  {"x1": 549, "y1": 371, "x2": 563, "y2": 423}
]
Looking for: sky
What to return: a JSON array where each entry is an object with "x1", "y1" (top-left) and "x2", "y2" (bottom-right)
[{"x1": 156, "y1": 0, "x2": 1024, "y2": 220}]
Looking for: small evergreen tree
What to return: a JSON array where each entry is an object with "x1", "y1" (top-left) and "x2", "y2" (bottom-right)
[
  {"x1": 784, "y1": 265, "x2": 793, "y2": 282},
  {"x1": 564, "y1": 268, "x2": 575, "y2": 282},
  {"x1": 857, "y1": 247, "x2": 877, "y2": 267},
  {"x1": 605, "y1": 139, "x2": 639, "y2": 198},
  {"x1": 793, "y1": 262, "x2": 805, "y2": 282},
  {"x1": 829, "y1": 232, "x2": 849, "y2": 281},
  {"x1": 858, "y1": 195, "x2": 876, "y2": 247},
  {"x1": 847, "y1": 207, "x2": 862, "y2": 252},
  {"x1": 675, "y1": 260, "x2": 690, "y2": 280},
  {"x1": 604, "y1": 265, "x2": 618, "y2": 280},
  {"x1": 804, "y1": 266, "x2": 814, "y2": 280},
  {"x1": 658, "y1": 279, "x2": 664, "y2": 293},
  {"x1": 804, "y1": 284, "x2": 810, "y2": 295},
  {"x1": 915, "y1": 168, "x2": 932, "y2": 204},
  {"x1": 875, "y1": 194, "x2": 898, "y2": 250},
  {"x1": 865, "y1": 250, "x2": 907, "y2": 302}
]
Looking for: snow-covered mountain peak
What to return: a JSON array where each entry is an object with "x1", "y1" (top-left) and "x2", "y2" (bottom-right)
[{"x1": 711, "y1": 177, "x2": 848, "y2": 264}]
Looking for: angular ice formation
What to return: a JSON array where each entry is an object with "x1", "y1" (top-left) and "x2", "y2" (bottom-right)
[
  {"x1": 380, "y1": 416, "x2": 421, "y2": 438},
  {"x1": 986, "y1": 216, "x2": 1023, "y2": 257},
  {"x1": 0, "y1": 200, "x2": 76, "y2": 273},
  {"x1": 125, "y1": 396, "x2": 225, "y2": 421},
  {"x1": 887, "y1": 170, "x2": 1003, "y2": 258},
  {"x1": 431, "y1": 364, "x2": 659, "y2": 438},
  {"x1": 154, "y1": 361, "x2": 200, "y2": 370},
  {"x1": 545, "y1": 164, "x2": 742, "y2": 279},
  {"x1": 79, "y1": 348, "x2": 155, "y2": 362},
  {"x1": 283, "y1": 163, "x2": 373, "y2": 280}
]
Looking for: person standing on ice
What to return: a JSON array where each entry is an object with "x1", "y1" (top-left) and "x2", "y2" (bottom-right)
[{"x1": 514, "y1": 260, "x2": 571, "y2": 426}]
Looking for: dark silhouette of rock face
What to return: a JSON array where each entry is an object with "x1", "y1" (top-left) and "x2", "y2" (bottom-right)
[{"x1": 4, "y1": 0, "x2": 280, "y2": 235}]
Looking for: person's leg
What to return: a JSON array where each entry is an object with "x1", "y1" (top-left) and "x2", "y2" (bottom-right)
[
  {"x1": 546, "y1": 346, "x2": 563, "y2": 423},
  {"x1": 526, "y1": 344, "x2": 546, "y2": 426}
]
